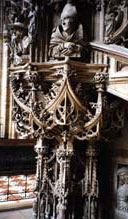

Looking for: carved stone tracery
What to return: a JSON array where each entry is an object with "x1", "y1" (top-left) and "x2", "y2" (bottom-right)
[
  {"x1": 10, "y1": 57, "x2": 108, "y2": 219},
  {"x1": 5, "y1": 1, "x2": 126, "y2": 219},
  {"x1": 81, "y1": 144, "x2": 99, "y2": 219},
  {"x1": 10, "y1": 61, "x2": 107, "y2": 140}
]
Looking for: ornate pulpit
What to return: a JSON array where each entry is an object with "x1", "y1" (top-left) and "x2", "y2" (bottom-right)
[
  {"x1": 6, "y1": 1, "x2": 109, "y2": 219},
  {"x1": 10, "y1": 58, "x2": 107, "y2": 219}
]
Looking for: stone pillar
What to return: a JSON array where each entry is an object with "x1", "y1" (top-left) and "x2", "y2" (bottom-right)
[
  {"x1": 0, "y1": 38, "x2": 8, "y2": 137},
  {"x1": 82, "y1": 143, "x2": 99, "y2": 219}
]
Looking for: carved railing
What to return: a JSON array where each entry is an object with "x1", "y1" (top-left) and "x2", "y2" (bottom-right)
[{"x1": 90, "y1": 41, "x2": 128, "y2": 101}]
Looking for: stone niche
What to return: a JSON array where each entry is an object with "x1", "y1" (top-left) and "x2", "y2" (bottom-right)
[{"x1": 115, "y1": 165, "x2": 128, "y2": 219}]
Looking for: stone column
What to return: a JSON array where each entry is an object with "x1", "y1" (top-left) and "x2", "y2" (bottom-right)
[
  {"x1": 83, "y1": 143, "x2": 99, "y2": 219},
  {"x1": 0, "y1": 37, "x2": 9, "y2": 137},
  {"x1": 55, "y1": 143, "x2": 73, "y2": 219}
]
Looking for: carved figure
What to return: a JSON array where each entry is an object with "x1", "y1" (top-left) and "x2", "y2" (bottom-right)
[
  {"x1": 10, "y1": 22, "x2": 32, "y2": 65},
  {"x1": 5, "y1": 1, "x2": 21, "y2": 25},
  {"x1": 117, "y1": 167, "x2": 128, "y2": 212},
  {"x1": 104, "y1": 11, "x2": 115, "y2": 41},
  {"x1": 49, "y1": 3, "x2": 86, "y2": 59},
  {"x1": 117, "y1": 184, "x2": 128, "y2": 211},
  {"x1": 10, "y1": 22, "x2": 25, "y2": 65},
  {"x1": 5, "y1": 0, "x2": 38, "y2": 66},
  {"x1": 28, "y1": 3, "x2": 38, "y2": 38}
]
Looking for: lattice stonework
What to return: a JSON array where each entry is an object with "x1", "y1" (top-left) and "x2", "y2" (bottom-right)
[
  {"x1": 10, "y1": 57, "x2": 108, "y2": 219},
  {"x1": 5, "y1": 1, "x2": 111, "y2": 219}
]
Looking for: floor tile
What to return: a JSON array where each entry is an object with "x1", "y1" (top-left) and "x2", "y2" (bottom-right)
[{"x1": 0, "y1": 208, "x2": 33, "y2": 219}]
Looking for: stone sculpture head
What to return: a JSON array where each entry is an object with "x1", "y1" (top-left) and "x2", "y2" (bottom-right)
[{"x1": 61, "y1": 3, "x2": 78, "y2": 35}]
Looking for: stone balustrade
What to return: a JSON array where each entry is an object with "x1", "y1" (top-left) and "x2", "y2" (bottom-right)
[{"x1": 90, "y1": 41, "x2": 128, "y2": 101}]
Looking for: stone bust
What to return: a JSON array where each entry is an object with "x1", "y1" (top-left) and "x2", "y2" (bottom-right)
[{"x1": 49, "y1": 3, "x2": 86, "y2": 59}]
